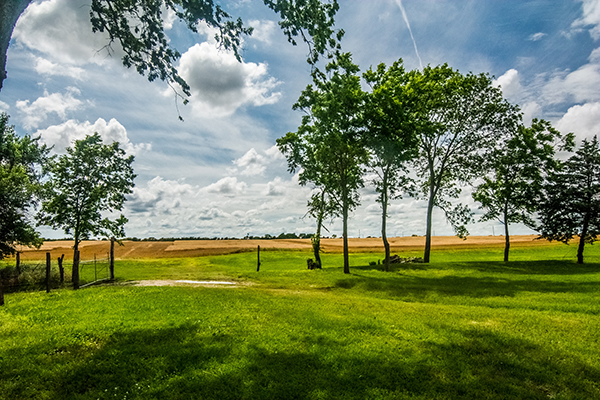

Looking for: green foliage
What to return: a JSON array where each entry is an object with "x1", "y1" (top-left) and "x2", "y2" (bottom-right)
[
  {"x1": 404, "y1": 64, "x2": 517, "y2": 261},
  {"x1": 1, "y1": 247, "x2": 600, "y2": 399},
  {"x1": 363, "y1": 59, "x2": 419, "y2": 270},
  {"x1": 38, "y1": 133, "x2": 136, "y2": 250},
  {"x1": 0, "y1": 113, "x2": 49, "y2": 259},
  {"x1": 538, "y1": 135, "x2": 600, "y2": 263},
  {"x1": 88, "y1": 0, "x2": 343, "y2": 102},
  {"x1": 473, "y1": 119, "x2": 573, "y2": 261},
  {"x1": 278, "y1": 52, "x2": 368, "y2": 273}
]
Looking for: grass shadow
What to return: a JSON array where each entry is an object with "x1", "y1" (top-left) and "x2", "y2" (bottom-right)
[{"x1": 2, "y1": 323, "x2": 598, "y2": 399}]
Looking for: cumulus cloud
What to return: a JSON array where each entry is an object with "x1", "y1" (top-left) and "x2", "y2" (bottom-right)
[
  {"x1": 16, "y1": 87, "x2": 83, "y2": 129},
  {"x1": 556, "y1": 102, "x2": 600, "y2": 142},
  {"x1": 128, "y1": 176, "x2": 197, "y2": 214},
  {"x1": 232, "y1": 148, "x2": 266, "y2": 176},
  {"x1": 34, "y1": 57, "x2": 85, "y2": 80},
  {"x1": 35, "y1": 117, "x2": 151, "y2": 155},
  {"x1": 14, "y1": 0, "x2": 119, "y2": 65},
  {"x1": 0, "y1": 101, "x2": 9, "y2": 112},
  {"x1": 493, "y1": 69, "x2": 523, "y2": 101},
  {"x1": 571, "y1": 0, "x2": 600, "y2": 40},
  {"x1": 203, "y1": 176, "x2": 247, "y2": 196},
  {"x1": 177, "y1": 42, "x2": 281, "y2": 116},
  {"x1": 265, "y1": 177, "x2": 287, "y2": 196}
]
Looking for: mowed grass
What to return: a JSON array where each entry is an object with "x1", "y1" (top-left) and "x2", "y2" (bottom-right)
[{"x1": 1, "y1": 242, "x2": 599, "y2": 399}]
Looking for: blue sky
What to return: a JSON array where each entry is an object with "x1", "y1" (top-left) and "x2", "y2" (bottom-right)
[{"x1": 1, "y1": 0, "x2": 599, "y2": 239}]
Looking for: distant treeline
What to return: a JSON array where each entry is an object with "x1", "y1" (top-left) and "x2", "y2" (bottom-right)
[{"x1": 42, "y1": 233, "x2": 318, "y2": 242}]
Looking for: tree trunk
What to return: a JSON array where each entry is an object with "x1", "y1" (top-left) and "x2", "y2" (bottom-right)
[
  {"x1": 503, "y1": 211, "x2": 510, "y2": 263},
  {"x1": 0, "y1": 0, "x2": 32, "y2": 91},
  {"x1": 72, "y1": 244, "x2": 80, "y2": 290},
  {"x1": 313, "y1": 220, "x2": 322, "y2": 268},
  {"x1": 342, "y1": 199, "x2": 350, "y2": 274},
  {"x1": 424, "y1": 181, "x2": 436, "y2": 263},
  {"x1": 109, "y1": 238, "x2": 115, "y2": 280},
  {"x1": 45, "y1": 252, "x2": 51, "y2": 293},
  {"x1": 58, "y1": 254, "x2": 64, "y2": 283},
  {"x1": 577, "y1": 213, "x2": 590, "y2": 264},
  {"x1": 381, "y1": 178, "x2": 390, "y2": 272},
  {"x1": 0, "y1": 272, "x2": 4, "y2": 306}
]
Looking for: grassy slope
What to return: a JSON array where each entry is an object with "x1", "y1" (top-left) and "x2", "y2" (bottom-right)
[{"x1": 1, "y1": 243, "x2": 599, "y2": 399}]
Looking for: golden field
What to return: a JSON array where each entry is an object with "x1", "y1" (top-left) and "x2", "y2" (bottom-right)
[{"x1": 10, "y1": 235, "x2": 553, "y2": 261}]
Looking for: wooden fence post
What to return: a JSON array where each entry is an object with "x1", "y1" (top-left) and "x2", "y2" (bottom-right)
[
  {"x1": 257, "y1": 245, "x2": 261, "y2": 272},
  {"x1": 72, "y1": 250, "x2": 80, "y2": 290},
  {"x1": 46, "y1": 252, "x2": 51, "y2": 293},
  {"x1": 58, "y1": 254, "x2": 64, "y2": 283},
  {"x1": 16, "y1": 251, "x2": 20, "y2": 276},
  {"x1": 110, "y1": 238, "x2": 115, "y2": 281}
]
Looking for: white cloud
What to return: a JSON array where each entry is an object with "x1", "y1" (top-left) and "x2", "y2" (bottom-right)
[
  {"x1": 16, "y1": 87, "x2": 83, "y2": 129},
  {"x1": 248, "y1": 19, "x2": 277, "y2": 43},
  {"x1": 265, "y1": 177, "x2": 287, "y2": 196},
  {"x1": 203, "y1": 176, "x2": 247, "y2": 196},
  {"x1": 34, "y1": 57, "x2": 85, "y2": 80},
  {"x1": 177, "y1": 42, "x2": 281, "y2": 116},
  {"x1": 556, "y1": 102, "x2": 600, "y2": 142},
  {"x1": 572, "y1": 0, "x2": 600, "y2": 40},
  {"x1": 493, "y1": 69, "x2": 523, "y2": 101},
  {"x1": 0, "y1": 101, "x2": 9, "y2": 112},
  {"x1": 233, "y1": 148, "x2": 266, "y2": 176},
  {"x1": 542, "y1": 50, "x2": 600, "y2": 105},
  {"x1": 128, "y1": 176, "x2": 197, "y2": 214},
  {"x1": 527, "y1": 32, "x2": 547, "y2": 41},
  {"x1": 35, "y1": 117, "x2": 151, "y2": 155},
  {"x1": 14, "y1": 0, "x2": 119, "y2": 65}
]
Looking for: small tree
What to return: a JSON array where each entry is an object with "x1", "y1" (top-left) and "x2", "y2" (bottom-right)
[
  {"x1": 38, "y1": 133, "x2": 135, "y2": 288},
  {"x1": 538, "y1": 135, "x2": 600, "y2": 264},
  {"x1": 473, "y1": 118, "x2": 573, "y2": 262},
  {"x1": 0, "y1": 112, "x2": 49, "y2": 259},
  {"x1": 277, "y1": 53, "x2": 367, "y2": 274},
  {"x1": 363, "y1": 60, "x2": 418, "y2": 271},
  {"x1": 305, "y1": 188, "x2": 337, "y2": 268}
]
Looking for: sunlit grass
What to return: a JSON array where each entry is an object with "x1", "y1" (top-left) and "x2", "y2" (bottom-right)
[{"x1": 1, "y1": 243, "x2": 599, "y2": 399}]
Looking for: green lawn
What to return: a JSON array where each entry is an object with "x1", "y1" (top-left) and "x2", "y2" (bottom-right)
[{"x1": 1, "y1": 243, "x2": 599, "y2": 399}]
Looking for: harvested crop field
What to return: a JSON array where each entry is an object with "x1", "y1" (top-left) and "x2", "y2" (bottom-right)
[{"x1": 12, "y1": 235, "x2": 551, "y2": 261}]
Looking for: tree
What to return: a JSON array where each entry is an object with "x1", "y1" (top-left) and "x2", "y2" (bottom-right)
[
  {"x1": 0, "y1": 112, "x2": 49, "y2": 260},
  {"x1": 305, "y1": 188, "x2": 337, "y2": 268},
  {"x1": 407, "y1": 64, "x2": 516, "y2": 263},
  {"x1": 472, "y1": 118, "x2": 573, "y2": 262},
  {"x1": 277, "y1": 52, "x2": 367, "y2": 274},
  {"x1": 1, "y1": 0, "x2": 343, "y2": 93},
  {"x1": 363, "y1": 60, "x2": 418, "y2": 271},
  {"x1": 38, "y1": 133, "x2": 135, "y2": 288},
  {"x1": 537, "y1": 135, "x2": 600, "y2": 264}
]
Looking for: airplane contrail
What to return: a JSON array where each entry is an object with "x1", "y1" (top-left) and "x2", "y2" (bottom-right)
[{"x1": 394, "y1": 0, "x2": 423, "y2": 69}]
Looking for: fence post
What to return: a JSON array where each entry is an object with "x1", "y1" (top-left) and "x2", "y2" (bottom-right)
[
  {"x1": 0, "y1": 271, "x2": 4, "y2": 306},
  {"x1": 58, "y1": 254, "x2": 64, "y2": 283},
  {"x1": 46, "y1": 252, "x2": 51, "y2": 293},
  {"x1": 72, "y1": 250, "x2": 80, "y2": 290},
  {"x1": 16, "y1": 252, "x2": 20, "y2": 276},
  {"x1": 110, "y1": 238, "x2": 115, "y2": 281},
  {"x1": 257, "y1": 245, "x2": 261, "y2": 272}
]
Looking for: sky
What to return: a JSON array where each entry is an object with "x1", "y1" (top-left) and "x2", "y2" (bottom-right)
[{"x1": 1, "y1": 0, "x2": 599, "y2": 240}]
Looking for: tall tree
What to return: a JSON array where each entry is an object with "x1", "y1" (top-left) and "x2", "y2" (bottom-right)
[
  {"x1": 1, "y1": 0, "x2": 342, "y2": 93},
  {"x1": 305, "y1": 188, "x2": 337, "y2": 268},
  {"x1": 363, "y1": 60, "x2": 418, "y2": 271},
  {"x1": 0, "y1": 112, "x2": 49, "y2": 260},
  {"x1": 537, "y1": 135, "x2": 600, "y2": 264},
  {"x1": 473, "y1": 118, "x2": 574, "y2": 262},
  {"x1": 407, "y1": 64, "x2": 516, "y2": 263},
  {"x1": 38, "y1": 133, "x2": 135, "y2": 288},
  {"x1": 277, "y1": 52, "x2": 367, "y2": 274}
]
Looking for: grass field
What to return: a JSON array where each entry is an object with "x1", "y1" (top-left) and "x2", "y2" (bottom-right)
[{"x1": 1, "y1": 238, "x2": 599, "y2": 399}]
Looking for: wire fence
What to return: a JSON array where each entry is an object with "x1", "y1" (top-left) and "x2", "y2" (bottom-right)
[{"x1": 0, "y1": 253, "x2": 111, "y2": 293}]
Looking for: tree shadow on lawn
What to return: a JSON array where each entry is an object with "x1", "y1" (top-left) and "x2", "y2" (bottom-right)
[
  {"x1": 337, "y1": 262, "x2": 600, "y2": 301},
  {"x1": 2, "y1": 323, "x2": 598, "y2": 399}
]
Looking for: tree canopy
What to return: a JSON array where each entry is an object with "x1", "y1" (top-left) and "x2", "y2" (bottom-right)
[
  {"x1": 406, "y1": 64, "x2": 517, "y2": 263},
  {"x1": 0, "y1": 112, "x2": 49, "y2": 260},
  {"x1": 0, "y1": 0, "x2": 342, "y2": 93},
  {"x1": 38, "y1": 133, "x2": 135, "y2": 287},
  {"x1": 277, "y1": 53, "x2": 367, "y2": 274},
  {"x1": 538, "y1": 135, "x2": 600, "y2": 264},
  {"x1": 473, "y1": 118, "x2": 573, "y2": 262}
]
